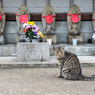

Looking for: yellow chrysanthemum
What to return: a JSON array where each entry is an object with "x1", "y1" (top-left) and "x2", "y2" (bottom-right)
[
  {"x1": 38, "y1": 31, "x2": 43, "y2": 38},
  {"x1": 27, "y1": 21, "x2": 35, "y2": 26}
]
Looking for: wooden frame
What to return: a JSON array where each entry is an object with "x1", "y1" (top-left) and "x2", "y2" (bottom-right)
[{"x1": 6, "y1": 13, "x2": 92, "y2": 21}]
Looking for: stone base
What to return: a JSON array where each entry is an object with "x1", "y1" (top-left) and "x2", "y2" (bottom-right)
[
  {"x1": 42, "y1": 35, "x2": 57, "y2": 44},
  {"x1": 67, "y1": 35, "x2": 83, "y2": 44},
  {"x1": 17, "y1": 43, "x2": 50, "y2": 62},
  {"x1": 16, "y1": 35, "x2": 30, "y2": 43},
  {"x1": 0, "y1": 44, "x2": 16, "y2": 56},
  {"x1": 92, "y1": 39, "x2": 95, "y2": 44},
  {"x1": 50, "y1": 44, "x2": 95, "y2": 56},
  {"x1": 0, "y1": 35, "x2": 5, "y2": 44}
]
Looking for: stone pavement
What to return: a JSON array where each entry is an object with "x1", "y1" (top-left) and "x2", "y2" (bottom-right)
[{"x1": 0, "y1": 67, "x2": 95, "y2": 95}]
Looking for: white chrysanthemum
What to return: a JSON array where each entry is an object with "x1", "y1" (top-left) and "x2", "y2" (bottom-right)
[
  {"x1": 23, "y1": 23, "x2": 29, "y2": 28},
  {"x1": 92, "y1": 33, "x2": 95, "y2": 40}
]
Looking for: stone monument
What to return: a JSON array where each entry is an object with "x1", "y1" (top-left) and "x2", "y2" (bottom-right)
[
  {"x1": 67, "y1": 5, "x2": 83, "y2": 44},
  {"x1": 16, "y1": 5, "x2": 30, "y2": 42},
  {"x1": 42, "y1": 5, "x2": 57, "y2": 44},
  {"x1": 0, "y1": 7, "x2": 5, "y2": 44},
  {"x1": 92, "y1": 11, "x2": 95, "y2": 44},
  {"x1": 17, "y1": 43, "x2": 50, "y2": 62}
]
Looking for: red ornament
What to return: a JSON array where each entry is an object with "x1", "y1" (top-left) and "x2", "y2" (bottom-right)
[
  {"x1": 67, "y1": 13, "x2": 81, "y2": 23},
  {"x1": 42, "y1": 15, "x2": 56, "y2": 24},
  {"x1": 19, "y1": 14, "x2": 28, "y2": 23},
  {"x1": 0, "y1": 15, "x2": 2, "y2": 20},
  {"x1": 71, "y1": 14, "x2": 79, "y2": 23}
]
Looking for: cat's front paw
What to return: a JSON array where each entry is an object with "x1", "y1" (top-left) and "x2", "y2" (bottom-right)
[{"x1": 56, "y1": 74, "x2": 62, "y2": 78}]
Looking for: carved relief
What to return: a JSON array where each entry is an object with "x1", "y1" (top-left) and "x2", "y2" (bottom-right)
[
  {"x1": 25, "y1": 49, "x2": 41, "y2": 62},
  {"x1": 42, "y1": 5, "x2": 55, "y2": 34}
]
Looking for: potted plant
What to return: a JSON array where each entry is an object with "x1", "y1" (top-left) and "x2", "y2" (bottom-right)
[{"x1": 23, "y1": 21, "x2": 43, "y2": 42}]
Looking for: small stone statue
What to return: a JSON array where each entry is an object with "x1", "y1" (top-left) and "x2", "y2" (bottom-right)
[
  {"x1": 42, "y1": 5, "x2": 56, "y2": 35},
  {"x1": 0, "y1": 7, "x2": 5, "y2": 44},
  {"x1": 92, "y1": 11, "x2": 95, "y2": 43},
  {"x1": 16, "y1": 5, "x2": 30, "y2": 42},
  {"x1": 92, "y1": 11, "x2": 95, "y2": 32},
  {"x1": 67, "y1": 5, "x2": 81, "y2": 35}
]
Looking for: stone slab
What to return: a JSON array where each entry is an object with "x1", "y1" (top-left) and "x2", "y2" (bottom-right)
[
  {"x1": 17, "y1": 42, "x2": 50, "y2": 62},
  {"x1": 43, "y1": 35, "x2": 57, "y2": 44},
  {"x1": 50, "y1": 44, "x2": 95, "y2": 56},
  {"x1": 67, "y1": 35, "x2": 83, "y2": 44},
  {"x1": 3, "y1": 21, "x2": 94, "y2": 44},
  {"x1": 0, "y1": 56, "x2": 95, "y2": 69},
  {"x1": 0, "y1": 44, "x2": 16, "y2": 56},
  {"x1": 92, "y1": 39, "x2": 95, "y2": 44}
]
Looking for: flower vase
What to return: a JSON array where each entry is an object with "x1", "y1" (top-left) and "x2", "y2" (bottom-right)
[
  {"x1": 32, "y1": 39, "x2": 39, "y2": 43},
  {"x1": 30, "y1": 39, "x2": 32, "y2": 42},
  {"x1": 72, "y1": 39, "x2": 77, "y2": 46}
]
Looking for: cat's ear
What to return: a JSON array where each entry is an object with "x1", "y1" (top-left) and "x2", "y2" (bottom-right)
[
  {"x1": 53, "y1": 46, "x2": 57, "y2": 52},
  {"x1": 60, "y1": 45, "x2": 64, "y2": 49}
]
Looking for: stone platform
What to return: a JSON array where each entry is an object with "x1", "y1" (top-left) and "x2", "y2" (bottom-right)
[
  {"x1": 50, "y1": 44, "x2": 95, "y2": 56},
  {"x1": 17, "y1": 43, "x2": 49, "y2": 62},
  {"x1": 0, "y1": 43, "x2": 95, "y2": 68},
  {"x1": 0, "y1": 56, "x2": 95, "y2": 69},
  {"x1": 0, "y1": 44, "x2": 16, "y2": 56},
  {"x1": 67, "y1": 35, "x2": 83, "y2": 44},
  {"x1": 0, "y1": 44, "x2": 95, "y2": 56}
]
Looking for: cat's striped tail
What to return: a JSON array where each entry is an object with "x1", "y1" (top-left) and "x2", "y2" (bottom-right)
[{"x1": 82, "y1": 75, "x2": 95, "y2": 81}]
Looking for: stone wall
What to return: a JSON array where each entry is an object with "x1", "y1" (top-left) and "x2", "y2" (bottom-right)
[
  {"x1": 2, "y1": 0, "x2": 94, "y2": 44},
  {"x1": 4, "y1": 21, "x2": 93, "y2": 44}
]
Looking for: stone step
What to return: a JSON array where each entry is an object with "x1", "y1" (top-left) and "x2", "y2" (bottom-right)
[
  {"x1": 0, "y1": 44, "x2": 95, "y2": 56},
  {"x1": 50, "y1": 44, "x2": 95, "y2": 56},
  {"x1": 0, "y1": 56, "x2": 94, "y2": 69}
]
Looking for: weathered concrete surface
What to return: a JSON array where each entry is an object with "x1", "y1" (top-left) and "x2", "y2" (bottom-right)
[
  {"x1": 50, "y1": 44, "x2": 95, "y2": 56},
  {"x1": 4, "y1": 21, "x2": 93, "y2": 44},
  {"x1": 0, "y1": 44, "x2": 16, "y2": 56},
  {"x1": 0, "y1": 56, "x2": 95, "y2": 69},
  {"x1": 0, "y1": 67, "x2": 94, "y2": 95},
  {"x1": 1, "y1": 44, "x2": 95, "y2": 57},
  {"x1": 17, "y1": 43, "x2": 50, "y2": 62}
]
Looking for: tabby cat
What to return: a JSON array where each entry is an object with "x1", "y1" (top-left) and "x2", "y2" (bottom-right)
[{"x1": 53, "y1": 45, "x2": 95, "y2": 81}]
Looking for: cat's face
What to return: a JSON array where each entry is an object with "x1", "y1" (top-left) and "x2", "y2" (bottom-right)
[{"x1": 53, "y1": 45, "x2": 65, "y2": 58}]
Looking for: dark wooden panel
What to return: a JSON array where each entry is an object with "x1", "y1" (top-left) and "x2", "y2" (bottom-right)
[
  {"x1": 5, "y1": 12, "x2": 92, "y2": 21},
  {"x1": 31, "y1": 13, "x2": 41, "y2": 21},
  {"x1": 6, "y1": 13, "x2": 16, "y2": 21},
  {"x1": 81, "y1": 13, "x2": 92, "y2": 21}
]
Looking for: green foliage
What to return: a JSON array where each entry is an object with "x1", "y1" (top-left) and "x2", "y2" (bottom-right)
[{"x1": 25, "y1": 28, "x2": 36, "y2": 39}]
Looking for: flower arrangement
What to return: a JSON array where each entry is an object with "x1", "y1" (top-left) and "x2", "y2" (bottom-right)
[
  {"x1": 92, "y1": 33, "x2": 95, "y2": 40},
  {"x1": 23, "y1": 21, "x2": 43, "y2": 42}
]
